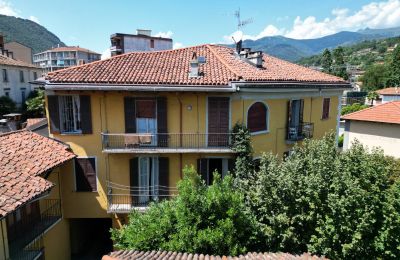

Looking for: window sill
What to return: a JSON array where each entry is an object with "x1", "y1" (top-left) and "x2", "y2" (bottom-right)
[
  {"x1": 250, "y1": 130, "x2": 269, "y2": 136},
  {"x1": 321, "y1": 117, "x2": 330, "y2": 121},
  {"x1": 60, "y1": 131, "x2": 83, "y2": 135}
]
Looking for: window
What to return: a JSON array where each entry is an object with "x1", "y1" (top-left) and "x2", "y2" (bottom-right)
[
  {"x1": 138, "y1": 157, "x2": 159, "y2": 203},
  {"x1": 21, "y1": 90, "x2": 26, "y2": 103},
  {"x1": 150, "y1": 39, "x2": 155, "y2": 48},
  {"x1": 136, "y1": 99, "x2": 157, "y2": 145},
  {"x1": 2, "y1": 69, "x2": 7, "y2": 82},
  {"x1": 33, "y1": 71, "x2": 38, "y2": 79},
  {"x1": 247, "y1": 102, "x2": 268, "y2": 133},
  {"x1": 19, "y1": 70, "x2": 24, "y2": 82},
  {"x1": 74, "y1": 157, "x2": 97, "y2": 192},
  {"x1": 198, "y1": 158, "x2": 231, "y2": 185},
  {"x1": 322, "y1": 98, "x2": 330, "y2": 119},
  {"x1": 5, "y1": 91, "x2": 9, "y2": 97},
  {"x1": 59, "y1": 95, "x2": 81, "y2": 133}
]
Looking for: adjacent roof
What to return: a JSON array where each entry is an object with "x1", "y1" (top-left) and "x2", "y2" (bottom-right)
[
  {"x1": 0, "y1": 54, "x2": 39, "y2": 69},
  {"x1": 341, "y1": 101, "x2": 400, "y2": 125},
  {"x1": 36, "y1": 46, "x2": 100, "y2": 55},
  {"x1": 104, "y1": 251, "x2": 327, "y2": 260},
  {"x1": 46, "y1": 44, "x2": 346, "y2": 87},
  {"x1": 25, "y1": 118, "x2": 47, "y2": 130},
  {"x1": 376, "y1": 87, "x2": 400, "y2": 96},
  {"x1": 0, "y1": 130, "x2": 75, "y2": 217}
]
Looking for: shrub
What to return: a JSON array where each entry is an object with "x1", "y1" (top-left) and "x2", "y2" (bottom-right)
[
  {"x1": 341, "y1": 103, "x2": 369, "y2": 115},
  {"x1": 0, "y1": 95, "x2": 16, "y2": 117}
]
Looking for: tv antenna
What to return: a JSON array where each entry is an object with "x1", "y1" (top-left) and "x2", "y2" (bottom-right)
[{"x1": 234, "y1": 8, "x2": 253, "y2": 31}]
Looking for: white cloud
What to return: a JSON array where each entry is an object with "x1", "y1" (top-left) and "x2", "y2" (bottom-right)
[
  {"x1": 101, "y1": 48, "x2": 111, "y2": 60},
  {"x1": 154, "y1": 30, "x2": 173, "y2": 38},
  {"x1": 173, "y1": 42, "x2": 184, "y2": 49},
  {"x1": 223, "y1": 25, "x2": 284, "y2": 43},
  {"x1": 0, "y1": 0, "x2": 19, "y2": 16},
  {"x1": 28, "y1": 15, "x2": 40, "y2": 24}
]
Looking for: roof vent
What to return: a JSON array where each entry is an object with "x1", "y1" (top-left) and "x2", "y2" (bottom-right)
[{"x1": 189, "y1": 52, "x2": 205, "y2": 78}]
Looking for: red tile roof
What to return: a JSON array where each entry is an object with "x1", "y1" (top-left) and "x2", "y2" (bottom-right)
[
  {"x1": 46, "y1": 44, "x2": 346, "y2": 86},
  {"x1": 376, "y1": 87, "x2": 400, "y2": 96},
  {"x1": 0, "y1": 130, "x2": 75, "y2": 217},
  {"x1": 26, "y1": 118, "x2": 47, "y2": 129},
  {"x1": 341, "y1": 101, "x2": 400, "y2": 124},
  {"x1": 104, "y1": 251, "x2": 327, "y2": 260},
  {"x1": 0, "y1": 54, "x2": 39, "y2": 68}
]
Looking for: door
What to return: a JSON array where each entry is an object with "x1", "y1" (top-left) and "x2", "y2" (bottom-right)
[
  {"x1": 139, "y1": 157, "x2": 150, "y2": 204},
  {"x1": 208, "y1": 97, "x2": 230, "y2": 146},
  {"x1": 288, "y1": 99, "x2": 304, "y2": 139}
]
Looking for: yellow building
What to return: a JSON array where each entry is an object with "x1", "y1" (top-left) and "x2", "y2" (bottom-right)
[
  {"x1": 0, "y1": 130, "x2": 75, "y2": 260},
  {"x1": 43, "y1": 44, "x2": 350, "y2": 257}
]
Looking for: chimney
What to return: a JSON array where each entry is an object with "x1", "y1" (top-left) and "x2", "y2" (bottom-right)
[
  {"x1": 189, "y1": 52, "x2": 199, "y2": 78},
  {"x1": 246, "y1": 51, "x2": 263, "y2": 68},
  {"x1": 137, "y1": 29, "x2": 152, "y2": 37}
]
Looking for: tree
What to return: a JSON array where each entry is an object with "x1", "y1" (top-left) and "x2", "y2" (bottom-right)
[
  {"x1": 332, "y1": 47, "x2": 348, "y2": 79},
  {"x1": 321, "y1": 49, "x2": 332, "y2": 73},
  {"x1": 25, "y1": 90, "x2": 45, "y2": 117},
  {"x1": 341, "y1": 103, "x2": 369, "y2": 115},
  {"x1": 367, "y1": 91, "x2": 379, "y2": 105},
  {"x1": 361, "y1": 64, "x2": 389, "y2": 91},
  {"x1": 0, "y1": 96, "x2": 16, "y2": 117},
  {"x1": 387, "y1": 44, "x2": 400, "y2": 87},
  {"x1": 111, "y1": 166, "x2": 261, "y2": 256}
]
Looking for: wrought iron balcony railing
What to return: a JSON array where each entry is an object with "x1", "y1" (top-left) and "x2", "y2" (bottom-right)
[
  {"x1": 101, "y1": 133, "x2": 234, "y2": 152},
  {"x1": 107, "y1": 181, "x2": 177, "y2": 213},
  {"x1": 286, "y1": 122, "x2": 314, "y2": 141}
]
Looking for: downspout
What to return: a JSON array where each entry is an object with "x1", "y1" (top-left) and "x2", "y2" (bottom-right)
[{"x1": 177, "y1": 94, "x2": 183, "y2": 179}]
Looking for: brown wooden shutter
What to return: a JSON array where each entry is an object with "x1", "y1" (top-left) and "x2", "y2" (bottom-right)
[
  {"x1": 208, "y1": 97, "x2": 229, "y2": 146},
  {"x1": 129, "y1": 157, "x2": 139, "y2": 197},
  {"x1": 47, "y1": 95, "x2": 60, "y2": 134},
  {"x1": 157, "y1": 97, "x2": 168, "y2": 147},
  {"x1": 159, "y1": 157, "x2": 169, "y2": 198},
  {"x1": 75, "y1": 158, "x2": 97, "y2": 192},
  {"x1": 322, "y1": 98, "x2": 330, "y2": 119},
  {"x1": 299, "y1": 99, "x2": 304, "y2": 124},
  {"x1": 80, "y1": 95, "x2": 92, "y2": 134},
  {"x1": 124, "y1": 97, "x2": 136, "y2": 133},
  {"x1": 247, "y1": 102, "x2": 267, "y2": 132},
  {"x1": 136, "y1": 99, "x2": 156, "y2": 118},
  {"x1": 287, "y1": 100, "x2": 292, "y2": 126},
  {"x1": 197, "y1": 158, "x2": 208, "y2": 184}
]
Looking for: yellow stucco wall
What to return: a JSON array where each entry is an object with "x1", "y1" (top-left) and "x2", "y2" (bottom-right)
[{"x1": 43, "y1": 218, "x2": 70, "y2": 260}]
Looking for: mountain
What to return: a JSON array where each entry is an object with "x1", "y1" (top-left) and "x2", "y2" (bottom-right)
[
  {"x1": 0, "y1": 14, "x2": 65, "y2": 54},
  {"x1": 232, "y1": 27, "x2": 400, "y2": 61}
]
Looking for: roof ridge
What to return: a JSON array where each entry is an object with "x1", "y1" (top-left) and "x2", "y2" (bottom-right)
[{"x1": 205, "y1": 45, "x2": 241, "y2": 79}]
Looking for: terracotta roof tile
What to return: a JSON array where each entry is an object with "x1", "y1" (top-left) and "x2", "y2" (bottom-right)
[
  {"x1": 0, "y1": 130, "x2": 75, "y2": 217},
  {"x1": 0, "y1": 54, "x2": 39, "y2": 68},
  {"x1": 103, "y1": 251, "x2": 328, "y2": 260},
  {"x1": 376, "y1": 87, "x2": 400, "y2": 96},
  {"x1": 46, "y1": 44, "x2": 346, "y2": 86},
  {"x1": 341, "y1": 101, "x2": 400, "y2": 124}
]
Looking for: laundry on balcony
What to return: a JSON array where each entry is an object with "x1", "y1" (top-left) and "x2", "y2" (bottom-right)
[{"x1": 124, "y1": 134, "x2": 153, "y2": 148}]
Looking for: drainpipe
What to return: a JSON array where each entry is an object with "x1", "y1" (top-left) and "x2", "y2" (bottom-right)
[{"x1": 177, "y1": 93, "x2": 183, "y2": 178}]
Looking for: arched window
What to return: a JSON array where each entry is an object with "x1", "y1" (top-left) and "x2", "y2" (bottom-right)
[{"x1": 247, "y1": 102, "x2": 268, "y2": 133}]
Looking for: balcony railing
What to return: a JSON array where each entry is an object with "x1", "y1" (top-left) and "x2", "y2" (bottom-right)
[
  {"x1": 107, "y1": 181, "x2": 177, "y2": 213},
  {"x1": 286, "y1": 122, "x2": 314, "y2": 141},
  {"x1": 101, "y1": 133, "x2": 234, "y2": 153},
  {"x1": 9, "y1": 236, "x2": 44, "y2": 260},
  {"x1": 8, "y1": 199, "x2": 61, "y2": 260}
]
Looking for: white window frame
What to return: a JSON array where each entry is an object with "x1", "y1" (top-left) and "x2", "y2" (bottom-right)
[
  {"x1": 73, "y1": 156, "x2": 98, "y2": 192},
  {"x1": 59, "y1": 95, "x2": 82, "y2": 134},
  {"x1": 246, "y1": 100, "x2": 270, "y2": 135}
]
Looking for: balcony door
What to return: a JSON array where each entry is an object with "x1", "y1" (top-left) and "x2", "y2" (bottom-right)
[
  {"x1": 138, "y1": 157, "x2": 159, "y2": 204},
  {"x1": 288, "y1": 99, "x2": 304, "y2": 139},
  {"x1": 136, "y1": 99, "x2": 157, "y2": 146},
  {"x1": 207, "y1": 97, "x2": 230, "y2": 147}
]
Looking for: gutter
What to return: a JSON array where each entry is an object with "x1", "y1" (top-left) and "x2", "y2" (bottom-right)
[{"x1": 231, "y1": 81, "x2": 352, "y2": 89}]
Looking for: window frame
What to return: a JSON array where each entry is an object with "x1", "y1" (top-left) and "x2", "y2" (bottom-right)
[
  {"x1": 58, "y1": 95, "x2": 82, "y2": 134},
  {"x1": 321, "y1": 97, "x2": 331, "y2": 120},
  {"x1": 246, "y1": 101, "x2": 270, "y2": 135},
  {"x1": 2, "y1": 69, "x2": 8, "y2": 82},
  {"x1": 73, "y1": 156, "x2": 98, "y2": 192},
  {"x1": 19, "y1": 70, "x2": 24, "y2": 83}
]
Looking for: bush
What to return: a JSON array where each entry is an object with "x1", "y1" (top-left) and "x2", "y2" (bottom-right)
[
  {"x1": 0, "y1": 95, "x2": 16, "y2": 117},
  {"x1": 25, "y1": 90, "x2": 45, "y2": 117},
  {"x1": 338, "y1": 134, "x2": 344, "y2": 147},
  {"x1": 341, "y1": 103, "x2": 369, "y2": 115},
  {"x1": 111, "y1": 166, "x2": 261, "y2": 256}
]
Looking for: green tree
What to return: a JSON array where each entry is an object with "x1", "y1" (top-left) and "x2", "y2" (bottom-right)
[
  {"x1": 25, "y1": 90, "x2": 45, "y2": 117},
  {"x1": 111, "y1": 166, "x2": 261, "y2": 256},
  {"x1": 0, "y1": 95, "x2": 16, "y2": 117},
  {"x1": 361, "y1": 64, "x2": 389, "y2": 91},
  {"x1": 321, "y1": 49, "x2": 332, "y2": 73},
  {"x1": 387, "y1": 44, "x2": 400, "y2": 87},
  {"x1": 367, "y1": 91, "x2": 379, "y2": 105},
  {"x1": 332, "y1": 47, "x2": 348, "y2": 79},
  {"x1": 341, "y1": 103, "x2": 369, "y2": 115}
]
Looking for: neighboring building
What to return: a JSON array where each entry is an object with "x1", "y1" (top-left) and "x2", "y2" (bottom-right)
[
  {"x1": 342, "y1": 101, "x2": 400, "y2": 158},
  {"x1": 43, "y1": 44, "x2": 350, "y2": 255},
  {"x1": 4, "y1": 41, "x2": 33, "y2": 64},
  {"x1": 376, "y1": 87, "x2": 400, "y2": 104},
  {"x1": 0, "y1": 130, "x2": 75, "y2": 260},
  {"x1": 110, "y1": 29, "x2": 172, "y2": 56},
  {"x1": 0, "y1": 54, "x2": 42, "y2": 107},
  {"x1": 33, "y1": 46, "x2": 101, "y2": 73}
]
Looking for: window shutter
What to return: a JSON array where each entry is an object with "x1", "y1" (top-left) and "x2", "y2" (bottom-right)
[
  {"x1": 136, "y1": 99, "x2": 156, "y2": 118},
  {"x1": 157, "y1": 97, "x2": 168, "y2": 147},
  {"x1": 247, "y1": 102, "x2": 267, "y2": 132},
  {"x1": 159, "y1": 157, "x2": 169, "y2": 198},
  {"x1": 47, "y1": 95, "x2": 60, "y2": 134},
  {"x1": 197, "y1": 158, "x2": 208, "y2": 184},
  {"x1": 322, "y1": 98, "x2": 330, "y2": 119},
  {"x1": 287, "y1": 100, "x2": 292, "y2": 127},
  {"x1": 124, "y1": 97, "x2": 136, "y2": 133},
  {"x1": 75, "y1": 158, "x2": 97, "y2": 192},
  {"x1": 299, "y1": 99, "x2": 304, "y2": 124},
  {"x1": 129, "y1": 157, "x2": 139, "y2": 197},
  {"x1": 80, "y1": 95, "x2": 92, "y2": 134}
]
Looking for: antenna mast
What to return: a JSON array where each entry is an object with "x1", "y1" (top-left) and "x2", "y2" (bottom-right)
[{"x1": 234, "y1": 8, "x2": 253, "y2": 32}]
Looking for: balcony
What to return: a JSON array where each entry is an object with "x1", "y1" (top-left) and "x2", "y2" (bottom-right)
[
  {"x1": 110, "y1": 45, "x2": 122, "y2": 52},
  {"x1": 107, "y1": 182, "x2": 177, "y2": 213},
  {"x1": 8, "y1": 199, "x2": 61, "y2": 260},
  {"x1": 101, "y1": 133, "x2": 234, "y2": 153},
  {"x1": 286, "y1": 122, "x2": 314, "y2": 142}
]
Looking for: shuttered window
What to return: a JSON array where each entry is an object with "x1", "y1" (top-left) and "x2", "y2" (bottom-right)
[
  {"x1": 322, "y1": 98, "x2": 330, "y2": 119},
  {"x1": 75, "y1": 157, "x2": 97, "y2": 192},
  {"x1": 247, "y1": 102, "x2": 268, "y2": 133},
  {"x1": 136, "y1": 99, "x2": 156, "y2": 118}
]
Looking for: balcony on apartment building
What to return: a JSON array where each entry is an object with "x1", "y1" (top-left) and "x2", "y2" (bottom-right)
[
  {"x1": 101, "y1": 133, "x2": 234, "y2": 153},
  {"x1": 286, "y1": 122, "x2": 314, "y2": 142},
  {"x1": 7, "y1": 199, "x2": 62, "y2": 260},
  {"x1": 106, "y1": 181, "x2": 177, "y2": 213}
]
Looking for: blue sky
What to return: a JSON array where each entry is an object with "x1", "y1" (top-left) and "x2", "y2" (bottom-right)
[{"x1": 2, "y1": 0, "x2": 400, "y2": 56}]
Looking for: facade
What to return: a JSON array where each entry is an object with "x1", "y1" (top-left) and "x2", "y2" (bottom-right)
[
  {"x1": 4, "y1": 41, "x2": 33, "y2": 64},
  {"x1": 376, "y1": 87, "x2": 400, "y2": 104},
  {"x1": 43, "y1": 44, "x2": 349, "y2": 256},
  {"x1": 342, "y1": 101, "x2": 400, "y2": 158},
  {"x1": 0, "y1": 130, "x2": 75, "y2": 260},
  {"x1": 0, "y1": 54, "x2": 42, "y2": 108},
  {"x1": 110, "y1": 29, "x2": 172, "y2": 56},
  {"x1": 33, "y1": 46, "x2": 101, "y2": 73}
]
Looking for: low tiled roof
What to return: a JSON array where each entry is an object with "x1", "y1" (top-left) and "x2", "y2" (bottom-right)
[
  {"x1": 341, "y1": 101, "x2": 400, "y2": 124},
  {"x1": 376, "y1": 87, "x2": 400, "y2": 96},
  {"x1": 25, "y1": 118, "x2": 47, "y2": 130},
  {"x1": 46, "y1": 44, "x2": 346, "y2": 86},
  {"x1": 104, "y1": 251, "x2": 327, "y2": 260},
  {"x1": 0, "y1": 130, "x2": 75, "y2": 217},
  {"x1": 0, "y1": 54, "x2": 39, "y2": 68}
]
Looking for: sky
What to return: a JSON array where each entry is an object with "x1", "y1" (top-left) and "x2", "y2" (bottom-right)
[{"x1": 2, "y1": 0, "x2": 400, "y2": 58}]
